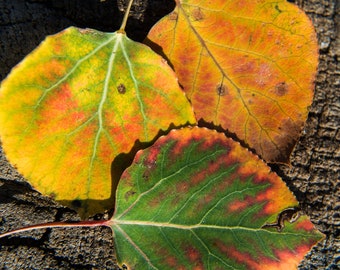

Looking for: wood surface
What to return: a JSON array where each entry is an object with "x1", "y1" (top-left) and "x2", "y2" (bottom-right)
[{"x1": 0, "y1": 0, "x2": 338, "y2": 269}]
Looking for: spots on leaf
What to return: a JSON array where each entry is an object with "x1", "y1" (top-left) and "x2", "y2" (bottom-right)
[
  {"x1": 274, "y1": 82, "x2": 288, "y2": 96},
  {"x1": 169, "y1": 11, "x2": 178, "y2": 21},
  {"x1": 175, "y1": 181, "x2": 190, "y2": 193},
  {"x1": 125, "y1": 190, "x2": 136, "y2": 201},
  {"x1": 144, "y1": 158, "x2": 156, "y2": 169},
  {"x1": 271, "y1": 118, "x2": 302, "y2": 162},
  {"x1": 216, "y1": 84, "x2": 227, "y2": 96},
  {"x1": 165, "y1": 256, "x2": 178, "y2": 267},
  {"x1": 275, "y1": 4, "x2": 282, "y2": 13},
  {"x1": 117, "y1": 83, "x2": 126, "y2": 94},
  {"x1": 228, "y1": 199, "x2": 251, "y2": 213},
  {"x1": 214, "y1": 242, "x2": 259, "y2": 269},
  {"x1": 155, "y1": 246, "x2": 179, "y2": 267},
  {"x1": 183, "y1": 246, "x2": 204, "y2": 269},
  {"x1": 191, "y1": 7, "x2": 204, "y2": 21},
  {"x1": 185, "y1": 246, "x2": 202, "y2": 263},
  {"x1": 149, "y1": 191, "x2": 167, "y2": 208},
  {"x1": 142, "y1": 170, "x2": 151, "y2": 181}
]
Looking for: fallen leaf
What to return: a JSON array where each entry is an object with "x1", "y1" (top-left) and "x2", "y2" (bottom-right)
[
  {"x1": 146, "y1": 0, "x2": 318, "y2": 162},
  {"x1": 109, "y1": 127, "x2": 324, "y2": 269},
  {"x1": 0, "y1": 27, "x2": 196, "y2": 217}
]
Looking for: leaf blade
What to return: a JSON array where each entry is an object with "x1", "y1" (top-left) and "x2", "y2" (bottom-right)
[
  {"x1": 0, "y1": 27, "x2": 196, "y2": 216},
  {"x1": 146, "y1": 0, "x2": 318, "y2": 162},
  {"x1": 111, "y1": 127, "x2": 323, "y2": 269}
]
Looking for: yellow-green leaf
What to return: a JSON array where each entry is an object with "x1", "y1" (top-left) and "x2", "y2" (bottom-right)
[{"x1": 0, "y1": 27, "x2": 195, "y2": 217}]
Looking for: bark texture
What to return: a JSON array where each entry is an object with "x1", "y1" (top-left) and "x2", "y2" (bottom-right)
[{"x1": 0, "y1": 0, "x2": 339, "y2": 269}]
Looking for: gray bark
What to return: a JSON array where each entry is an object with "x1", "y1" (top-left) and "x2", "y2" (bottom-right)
[{"x1": 0, "y1": 0, "x2": 338, "y2": 269}]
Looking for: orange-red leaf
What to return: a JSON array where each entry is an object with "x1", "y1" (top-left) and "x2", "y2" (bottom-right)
[
  {"x1": 146, "y1": 0, "x2": 318, "y2": 162},
  {"x1": 0, "y1": 27, "x2": 195, "y2": 217}
]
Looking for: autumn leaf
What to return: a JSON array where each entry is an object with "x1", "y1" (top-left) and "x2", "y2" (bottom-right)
[
  {"x1": 109, "y1": 127, "x2": 323, "y2": 269},
  {"x1": 146, "y1": 0, "x2": 318, "y2": 162},
  {"x1": 0, "y1": 27, "x2": 196, "y2": 217}
]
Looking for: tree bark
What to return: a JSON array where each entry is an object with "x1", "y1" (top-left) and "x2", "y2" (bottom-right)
[{"x1": 0, "y1": 0, "x2": 338, "y2": 269}]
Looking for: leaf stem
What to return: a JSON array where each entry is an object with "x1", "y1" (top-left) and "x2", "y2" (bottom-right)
[
  {"x1": 119, "y1": 0, "x2": 135, "y2": 33},
  {"x1": 0, "y1": 220, "x2": 111, "y2": 239}
]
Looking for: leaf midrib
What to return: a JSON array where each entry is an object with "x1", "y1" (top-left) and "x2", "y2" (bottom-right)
[{"x1": 113, "y1": 219, "x2": 310, "y2": 237}]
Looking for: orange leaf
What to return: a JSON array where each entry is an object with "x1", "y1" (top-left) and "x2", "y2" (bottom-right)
[{"x1": 146, "y1": 0, "x2": 318, "y2": 162}]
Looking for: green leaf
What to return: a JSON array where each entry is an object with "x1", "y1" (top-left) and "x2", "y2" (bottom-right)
[
  {"x1": 109, "y1": 127, "x2": 323, "y2": 269},
  {"x1": 0, "y1": 27, "x2": 196, "y2": 217}
]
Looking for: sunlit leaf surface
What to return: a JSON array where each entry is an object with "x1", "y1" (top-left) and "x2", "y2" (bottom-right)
[
  {"x1": 146, "y1": 0, "x2": 318, "y2": 162},
  {"x1": 110, "y1": 127, "x2": 323, "y2": 269},
  {"x1": 0, "y1": 27, "x2": 195, "y2": 216}
]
